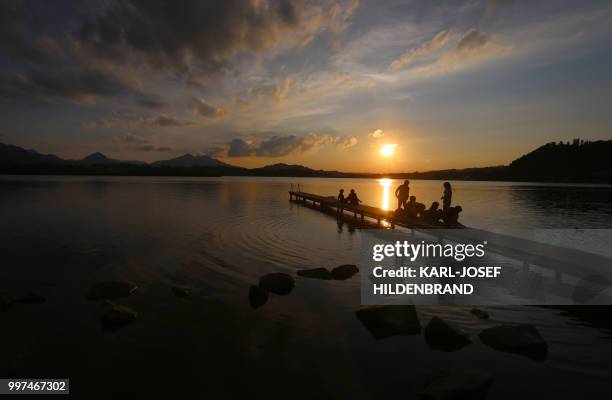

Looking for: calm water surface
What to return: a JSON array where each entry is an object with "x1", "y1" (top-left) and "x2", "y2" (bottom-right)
[{"x1": 1, "y1": 175, "x2": 612, "y2": 399}]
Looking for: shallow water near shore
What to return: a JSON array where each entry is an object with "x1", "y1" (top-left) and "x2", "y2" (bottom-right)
[{"x1": 1, "y1": 175, "x2": 612, "y2": 398}]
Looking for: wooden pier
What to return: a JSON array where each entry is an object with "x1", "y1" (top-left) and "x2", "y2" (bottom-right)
[{"x1": 289, "y1": 191, "x2": 612, "y2": 283}]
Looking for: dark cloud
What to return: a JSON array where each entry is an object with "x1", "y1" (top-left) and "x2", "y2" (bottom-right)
[
  {"x1": 134, "y1": 145, "x2": 173, "y2": 152},
  {"x1": 79, "y1": 0, "x2": 306, "y2": 72},
  {"x1": 193, "y1": 98, "x2": 227, "y2": 119},
  {"x1": 227, "y1": 138, "x2": 255, "y2": 157},
  {"x1": 223, "y1": 133, "x2": 357, "y2": 157},
  {"x1": 456, "y1": 29, "x2": 490, "y2": 52},
  {"x1": 152, "y1": 114, "x2": 194, "y2": 127}
]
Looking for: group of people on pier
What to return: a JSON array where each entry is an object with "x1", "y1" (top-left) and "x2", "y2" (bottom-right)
[{"x1": 336, "y1": 181, "x2": 462, "y2": 225}]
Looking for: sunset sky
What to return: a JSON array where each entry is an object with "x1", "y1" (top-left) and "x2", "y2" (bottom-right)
[{"x1": 1, "y1": 0, "x2": 611, "y2": 172}]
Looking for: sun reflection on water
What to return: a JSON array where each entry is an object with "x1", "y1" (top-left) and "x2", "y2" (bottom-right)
[{"x1": 378, "y1": 178, "x2": 392, "y2": 211}]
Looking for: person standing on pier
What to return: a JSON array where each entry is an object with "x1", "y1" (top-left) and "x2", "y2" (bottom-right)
[
  {"x1": 395, "y1": 180, "x2": 410, "y2": 211},
  {"x1": 337, "y1": 189, "x2": 345, "y2": 215},
  {"x1": 441, "y1": 182, "x2": 452, "y2": 211},
  {"x1": 346, "y1": 189, "x2": 362, "y2": 205}
]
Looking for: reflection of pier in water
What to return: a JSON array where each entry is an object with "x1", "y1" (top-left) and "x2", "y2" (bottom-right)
[{"x1": 289, "y1": 190, "x2": 612, "y2": 304}]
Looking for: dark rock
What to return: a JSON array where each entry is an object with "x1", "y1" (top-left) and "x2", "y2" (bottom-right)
[
  {"x1": 16, "y1": 292, "x2": 46, "y2": 304},
  {"x1": 171, "y1": 286, "x2": 191, "y2": 298},
  {"x1": 470, "y1": 308, "x2": 489, "y2": 319},
  {"x1": 356, "y1": 305, "x2": 421, "y2": 339},
  {"x1": 86, "y1": 281, "x2": 138, "y2": 301},
  {"x1": 425, "y1": 317, "x2": 471, "y2": 351},
  {"x1": 331, "y1": 264, "x2": 359, "y2": 280},
  {"x1": 0, "y1": 292, "x2": 14, "y2": 311},
  {"x1": 421, "y1": 368, "x2": 494, "y2": 400},
  {"x1": 259, "y1": 273, "x2": 294, "y2": 295},
  {"x1": 100, "y1": 302, "x2": 138, "y2": 330},
  {"x1": 479, "y1": 324, "x2": 547, "y2": 360},
  {"x1": 297, "y1": 268, "x2": 332, "y2": 280},
  {"x1": 249, "y1": 285, "x2": 269, "y2": 309}
]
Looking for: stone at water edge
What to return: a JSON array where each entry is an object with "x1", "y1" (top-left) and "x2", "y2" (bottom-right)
[
  {"x1": 258, "y1": 273, "x2": 295, "y2": 295},
  {"x1": 16, "y1": 292, "x2": 46, "y2": 304},
  {"x1": 478, "y1": 324, "x2": 547, "y2": 360},
  {"x1": 331, "y1": 264, "x2": 359, "y2": 280},
  {"x1": 356, "y1": 305, "x2": 421, "y2": 340},
  {"x1": 0, "y1": 292, "x2": 14, "y2": 311},
  {"x1": 297, "y1": 268, "x2": 332, "y2": 280},
  {"x1": 100, "y1": 302, "x2": 138, "y2": 330},
  {"x1": 420, "y1": 368, "x2": 494, "y2": 400},
  {"x1": 171, "y1": 286, "x2": 191, "y2": 298},
  {"x1": 86, "y1": 281, "x2": 138, "y2": 301},
  {"x1": 470, "y1": 308, "x2": 489, "y2": 319},
  {"x1": 249, "y1": 285, "x2": 269, "y2": 309},
  {"x1": 424, "y1": 316, "x2": 472, "y2": 352}
]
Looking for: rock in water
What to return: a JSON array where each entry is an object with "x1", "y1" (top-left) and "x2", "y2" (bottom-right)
[
  {"x1": 421, "y1": 368, "x2": 494, "y2": 400},
  {"x1": 425, "y1": 317, "x2": 471, "y2": 351},
  {"x1": 356, "y1": 305, "x2": 421, "y2": 339},
  {"x1": 297, "y1": 268, "x2": 332, "y2": 280},
  {"x1": 16, "y1": 292, "x2": 46, "y2": 304},
  {"x1": 249, "y1": 285, "x2": 269, "y2": 309},
  {"x1": 86, "y1": 281, "x2": 138, "y2": 301},
  {"x1": 470, "y1": 308, "x2": 489, "y2": 319},
  {"x1": 259, "y1": 273, "x2": 295, "y2": 295},
  {"x1": 100, "y1": 302, "x2": 138, "y2": 330},
  {"x1": 0, "y1": 292, "x2": 14, "y2": 311},
  {"x1": 331, "y1": 264, "x2": 359, "y2": 280},
  {"x1": 479, "y1": 324, "x2": 547, "y2": 360},
  {"x1": 171, "y1": 286, "x2": 191, "y2": 298}
]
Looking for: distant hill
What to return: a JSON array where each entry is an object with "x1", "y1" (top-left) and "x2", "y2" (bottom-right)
[
  {"x1": 250, "y1": 163, "x2": 344, "y2": 177},
  {"x1": 152, "y1": 153, "x2": 235, "y2": 168},
  {"x1": 508, "y1": 139, "x2": 612, "y2": 181},
  {"x1": 0, "y1": 143, "x2": 64, "y2": 164}
]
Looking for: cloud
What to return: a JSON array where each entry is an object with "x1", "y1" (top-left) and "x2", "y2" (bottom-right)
[
  {"x1": 193, "y1": 99, "x2": 228, "y2": 119},
  {"x1": 221, "y1": 132, "x2": 357, "y2": 157},
  {"x1": 369, "y1": 129, "x2": 384, "y2": 138},
  {"x1": 390, "y1": 30, "x2": 449, "y2": 70},
  {"x1": 456, "y1": 29, "x2": 490, "y2": 53},
  {"x1": 133, "y1": 145, "x2": 174, "y2": 152},
  {"x1": 77, "y1": 0, "x2": 355, "y2": 72},
  {"x1": 152, "y1": 115, "x2": 194, "y2": 127},
  {"x1": 112, "y1": 133, "x2": 173, "y2": 152}
]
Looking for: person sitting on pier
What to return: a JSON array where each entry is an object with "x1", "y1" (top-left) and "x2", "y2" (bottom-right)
[
  {"x1": 405, "y1": 196, "x2": 425, "y2": 219},
  {"x1": 394, "y1": 180, "x2": 410, "y2": 211},
  {"x1": 441, "y1": 181, "x2": 453, "y2": 211},
  {"x1": 346, "y1": 189, "x2": 362, "y2": 205},
  {"x1": 443, "y1": 205, "x2": 463, "y2": 225},
  {"x1": 423, "y1": 201, "x2": 443, "y2": 223}
]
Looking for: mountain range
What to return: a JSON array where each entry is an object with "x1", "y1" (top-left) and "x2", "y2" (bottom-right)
[{"x1": 1, "y1": 139, "x2": 611, "y2": 182}]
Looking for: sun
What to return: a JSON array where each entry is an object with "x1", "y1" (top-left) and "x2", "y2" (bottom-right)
[{"x1": 380, "y1": 143, "x2": 397, "y2": 157}]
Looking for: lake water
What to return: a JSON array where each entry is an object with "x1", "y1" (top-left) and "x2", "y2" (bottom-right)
[{"x1": 1, "y1": 175, "x2": 612, "y2": 399}]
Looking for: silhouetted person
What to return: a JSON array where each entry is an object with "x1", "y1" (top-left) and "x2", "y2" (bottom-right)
[
  {"x1": 441, "y1": 182, "x2": 452, "y2": 211},
  {"x1": 443, "y1": 205, "x2": 463, "y2": 225},
  {"x1": 346, "y1": 189, "x2": 362, "y2": 205},
  {"x1": 423, "y1": 201, "x2": 442, "y2": 223},
  {"x1": 337, "y1": 189, "x2": 345, "y2": 215},
  {"x1": 395, "y1": 180, "x2": 410, "y2": 210}
]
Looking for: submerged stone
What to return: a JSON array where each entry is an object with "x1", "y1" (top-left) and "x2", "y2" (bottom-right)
[
  {"x1": 421, "y1": 368, "x2": 494, "y2": 400},
  {"x1": 297, "y1": 268, "x2": 332, "y2": 280},
  {"x1": 424, "y1": 316, "x2": 471, "y2": 351},
  {"x1": 249, "y1": 285, "x2": 269, "y2": 309},
  {"x1": 331, "y1": 264, "x2": 359, "y2": 280},
  {"x1": 100, "y1": 302, "x2": 138, "y2": 330},
  {"x1": 470, "y1": 308, "x2": 489, "y2": 319},
  {"x1": 16, "y1": 292, "x2": 46, "y2": 304},
  {"x1": 356, "y1": 305, "x2": 421, "y2": 339},
  {"x1": 86, "y1": 281, "x2": 138, "y2": 301},
  {"x1": 479, "y1": 324, "x2": 547, "y2": 360},
  {"x1": 171, "y1": 286, "x2": 191, "y2": 298},
  {"x1": 259, "y1": 273, "x2": 295, "y2": 295}
]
